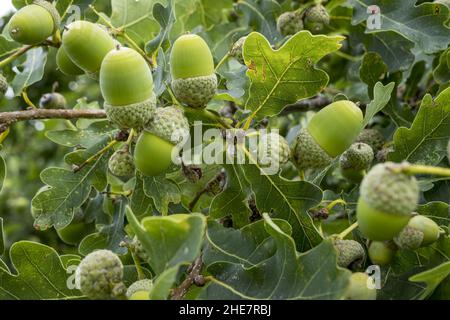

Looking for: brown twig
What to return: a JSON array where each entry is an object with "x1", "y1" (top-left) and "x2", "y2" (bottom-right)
[
  {"x1": 281, "y1": 95, "x2": 332, "y2": 115},
  {"x1": 0, "y1": 108, "x2": 107, "y2": 133},
  {"x1": 170, "y1": 256, "x2": 205, "y2": 300}
]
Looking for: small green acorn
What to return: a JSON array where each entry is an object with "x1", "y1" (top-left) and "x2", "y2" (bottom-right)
[
  {"x1": 134, "y1": 107, "x2": 189, "y2": 177},
  {"x1": 292, "y1": 100, "x2": 364, "y2": 170},
  {"x1": 345, "y1": 273, "x2": 377, "y2": 300},
  {"x1": 368, "y1": 241, "x2": 397, "y2": 266},
  {"x1": 357, "y1": 162, "x2": 419, "y2": 241},
  {"x1": 257, "y1": 132, "x2": 290, "y2": 169},
  {"x1": 303, "y1": 4, "x2": 330, "y2": 34},
  {"x1": 9, "y1": 0, "x2": 60, "y2": 45},
  {"x1": 277, "y1": 11, "x2": 304, "y2": 36},
  {"x1": 0, "y1": 74, "x2": 8, "y2": 100},
  {"x1": 126, "y1": 279, "x2": 153, "y2": 299},
  {"x1": 394, "y1": 215, "x2": 442, "y2": 250},
  {"x1": 129, "y1": 291, "x2": 151, "y2": 300},
  {"x1": 229, "y1": 36, "x2": 247, "y2": 64},
  {"x1": 62, "y1": 21, "x2": 115, "y2": 75},
  {"x1": 100, "y1": 46, "x2": 156, "y2": 129},
  {"x1": 108, "y1": 147, "x2": 135, "y2": 177},
  {"x1": 56, "y1": 46, "x2": 84, "y2": 76},
  {"x1": 339, "y1": 143, "x2": 374, "y2": 183},
  {"x1": 39, "y1": 92, "x2": 66, "y2": 109},
  {"x1": 356, "y1": 128, "x2": 385, "y2": 152},
  {"x1": 333, "y1": 238, "x2": 366, "y2": 269},
  {"x1": 75, "y1": 250, "x2": 125, "y2": 300},
  {"x1": 170, "y1": 34, "x2": 217, "y2": 108}
]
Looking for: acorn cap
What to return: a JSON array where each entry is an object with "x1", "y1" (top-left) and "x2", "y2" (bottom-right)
[
  {"x1": 394, "y1": 225, "x2": 423, "y2": 250},
  {"x1": 360, "y1": 162, "x2": 419, "y2": 216},
  {"x1": 292, "y1": 128, "x2": 334, "y2": 170},
  {"x1": 307, "y1": 100, "x2": 363, "y2": 158},
  {"x1": 146, "y1": 106, "x2": 189, "y2": 145},
  {"x1": 56, "y1": 46, "x2": 84, "y2": 76},
  {"x1": 126, "y1": 279, "x2": 153, "y2": 299},
  {"x1": 170, "y1": 34, "x2": 215, "y2": 80},
  {"x1": 0, "y1": 74, "x2": 8, "y2": 99},
  {"x1": 9, "y1": 4, "x2": 54, "y2": 45},
  {"x1": 258, "y1": 132, "x2": 290, "y2": 167},
  {"x1": 230, "y1": 36, "x2": 247, "y2": 64},
  {"x1": 277, "y1": 11, "x2": 304, "y2": 36},
  {"x1": 34, "y1": 0, "x2": 61, "y2": 32},
  {"x1": 134, "y1": 131, "x2": 175, "y2": 177},
  {"x1": 108, "y1": 148, "x2": 135, "y2": 177},
  {"x1": 100, "y1": 47, "x2": 154, "y2": 106},
  {"x1": 63, "y1": 21, "x2": 115, "y2": 73},
  {"x1": 172, "y1": 74, "x2": 217, "y2": 108},
  {"x1": 104, "y1": 95, "x2": 156, "y2": 129},
  {"x1": 405, "y1": 215, "x2": 441, "y2": 246},
  {"x1": 333, "y1": 239, "x2": 366, "y2": 269},
  {"x1": 339, "y1": 143, "x2": 374, "y2": 171},
  {"x1": 356, "y1": 129, "x2": 385, "y2": 152}
]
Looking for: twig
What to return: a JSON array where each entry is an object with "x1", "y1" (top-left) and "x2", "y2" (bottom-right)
[
  {"x1": 0, "y1": 45, "x2": 36, "y2": 69},
  {"x1": 170, "y1": 256, "x2": 204, "y2": 300},
  {"x1": 281, "y1": 95, "x2": 332, "y2": 115},
  {"x1": 73, "y1": 139, "x2": 117, "y2": 173},
  {"x1": 0, "y1": 108, "x2": 107, "y2": 133}
]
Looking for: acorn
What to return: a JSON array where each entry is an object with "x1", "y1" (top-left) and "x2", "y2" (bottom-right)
[
  {"x1": 356, "y1": 128, "x2": 385, "y2": 152},
  {"x1": 134, "y1": 107, "x2": 189, "y2": 177},
  {"x1": 56, "y1": 46, "x2": 84, "y2": 76},
  {"x1": 292, "y1": 100, "x2": 364, "y2": 170},
  {"x1": 108, "y1": 147, "x2": 135, "y2": 177},
  {"x1": 357, "y1": 163, "x2": 419, "y2": 241},
  {"x1": 170, "y1": 34, "x2": 218, "y2": 108},
  {"x1": 0, "y1": 74, "x2": 8, "y2": 100},
  {"x1": 303, "y1": 4, "x2": 330, "y2": 34},
  {"x1": 368, "y1": 241, "x2": 397, "y2": 266},
  {"x1": 100, "y1": 46, "x2": 156, "y2": 129},
  {"x1": 394, "y1": 215, "x2": 442, "y2": 250},
  {"x1": 9, "y1": 0, "x2": 60, "y2": 45},
  {"x1": 333, "y1": 239, "x2": 366, "y2": 269},
  {"x1": 344, "y1": 273, "x2": 377, "y2": 300},
  {"x1": 339, "y1": 142, "x2": 374, "y2": 183},
  {"x1": 62, "y1": 20, "x2": 115, "y2": 75},
  {"x1": 230, "y1": 36, "x2": 247, "y2": 64},
  {"x1": 257, "y1": 132, "x2": 290, "y2": 169},
  {"x1": 277, "y1": 11, "x2": 304, "y2": 37},
  {"x1": 39, "y1": 92, "x2": 66, "y2": 109}
]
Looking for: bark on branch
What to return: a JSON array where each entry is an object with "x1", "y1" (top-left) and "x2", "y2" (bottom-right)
[
  {"x1": 170, "y1": 256, "x2": 204, "y2": 300},
  {"x1": 281, "y1": 95, "x2": 332, "y2": 115},
  {"x1": 0, "y1": 108, "x2": 107, "y2": 132}
]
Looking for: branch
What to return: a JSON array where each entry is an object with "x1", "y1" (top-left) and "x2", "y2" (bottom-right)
[
  {"x1": 0, "y1": 108, "x2": 107, "y2": 132},
  {"x1": 281, "y1": 95, "x2": 332, "y2": 115},
  {"x1": 170, "y1": 256, "x2": 205, "y2": 300}
]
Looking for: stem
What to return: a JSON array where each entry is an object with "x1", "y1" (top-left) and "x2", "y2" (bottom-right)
[
  {"x1": 130, "y1": 250, "x2": 146, "y2": 280},
  {"x1": 338, "y1": 222, "x2": 358, "y2": 239},
  {"x1": 22, "y1": 90, "x2": 37, "y2": 109},
  {"x1": 73, "y1": 140, "x2": 118, "y2": 173},
  {"x1": 398, "y1": 164, "x2": 450, "y2": 178},
  {"x1": 64, "y1": 120, "x2": 77, "y2": 130},
  {"x1": 326, "y1": 199, "x2": 347, "y2": 211},
  {"x1": 197, "y1": 108, "x2": 233, "y2": 129},
  {"x1": 126, "y1": 128, "x2": 135, "y2": 146},
  {"x1": 298, "y1": 169, "x2": 305, "y2": 181},
  {"x1": 215, "y1": 53, "x2": 230, "y2": 72},
  {"x1": 188, "y1": 189, "x2": 207, "y2": 211},
  {"x1": 334, "y1": 50, "x2": 363, "y2": 62},
  {"x1": 0, "y1": 45, "x2": 35, "y2": 69},
  {"x1": 170, "y1": 256, "x2": 204, "y2": 300}
]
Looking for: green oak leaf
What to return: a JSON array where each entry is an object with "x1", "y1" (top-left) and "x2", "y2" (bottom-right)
[
  {"x1": 126, "y1": 206, "x2": 206, "y2": 275},
  {"x1": 145, "y1": 1, "x2": 176, "y2": 55},
  {"x1": 130, "y1": 174, "x2": 153, "y2": 219},
  {"x1": 433, "y1": 49, "x2": 450, "y2": 85},
  {"x1": 11, "y1": 48, "x2": 47, "y2": 96},
  {"x1": 0, "y1": 218, "x2": 4, "y2": 256},
  {"x1": 142, "y1": 174, "x2": 181, "y2": 216},
  {"x1": 148, "y1": 265, "x2": 179, "y2": 300},
  {"x1": 409, "y1": 261, "x2": 450, "y2": 299},
  {"x1": 110, "y1": 0, "x2": 160, "y2": 47},
  {"x1": 210, "y1": 164, "x2": 252, "y2": 228},
  {"x1": 359, "y1": 52, "x2": 387, "y2": 96},
  {"x1": 244, "y1": 31, "x2": 344, "y2": 122},
  {"x1": 55, "y1": 0, "x2": 74, "y2": 19},
  {"x1": 389, "y1": 87, "x2": 450, "y2": 165},
  {"x1": 241, "y1": 164, "x2": 323, "y2": 252},
  {"x1": 349, "y1": 0, "x2": 450, "y2": 54},
  {"x1": 201, "y1": 214, "x2": 351, "y2": 299},
  {"x1": 0, "y1": 241, "x2": 83, "y2": 300},
  {"x1": 363, "y1": 81, "x2": 395, "y2": 126},
  {"x1": 0, "y1": 35, "x2": 21, "y2": 59}
]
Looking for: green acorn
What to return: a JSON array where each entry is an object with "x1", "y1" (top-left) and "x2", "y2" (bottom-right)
[
  {"x1": 126, "y1": 279, "x2": 153, "y2": 299},
  {"x1": 357, "y1": 162, "x2": 419, "y2": 241},
  {"x1": 9, "y1": 0, "x2": 60, "y2": 45},
  {"x1": 170, "y1": 34, "x2": 217, "y2": 108},
  {"x1": 345, "y1": 273, "x2": 377, "y2": 300},
  {"x1": 340, "y1": 143, "x2": 374, "y2": 183},
  {"x1": 129, "y1": 291, "x2": 151, "y2": 300},
  {"x1": 39, "y1": 92, "x2": 66, "y2": 109},
  {"x1": 134, "y1": 107, "x2": 189, "y2": 177},
  {"x1": 292, "y1": 100, "x2": 364, "y2": 170},
  {"x1": 229, "y1": 36, "x2": 247, "y2": 64},
  {"x1": 108, "y1": 147, "x2": 135, "y2": 177},
  {"x1": 56, "y1": 46, "x2": 84, "y2": 76},
  {"x1": 368, "y1": 241, "x2": 397, "y2": 266},
  {"x1": 62, "y1": 21, "x2": 115, "y2": 75},
  {"x1": 100, "y1": 46, "x2": 156, "y2": 129},
  {"x1": 75, "y1": 250, "x2": 125, "y2": 300},
  {"x1": 394, "y1": 215, "x2": 442, "y2": 250},
  {"x1": 333, "y1": 239, "x2": 366, "y2": 269},
  {"x1": 257, "y1": 132, "x2": 290, "y2": 169},
  {"x1": 277, "y1": 11, "x2": 304, "y2": 36},
  {"x1": 0, "y1": 74, "x2": 8, "y2": 100},
  {"x1": 356, "y1": 129, "x2": 385, "y2": 152},
  {"x1": 303, "y1": 4, "x2": 330, "y2": 34}
]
